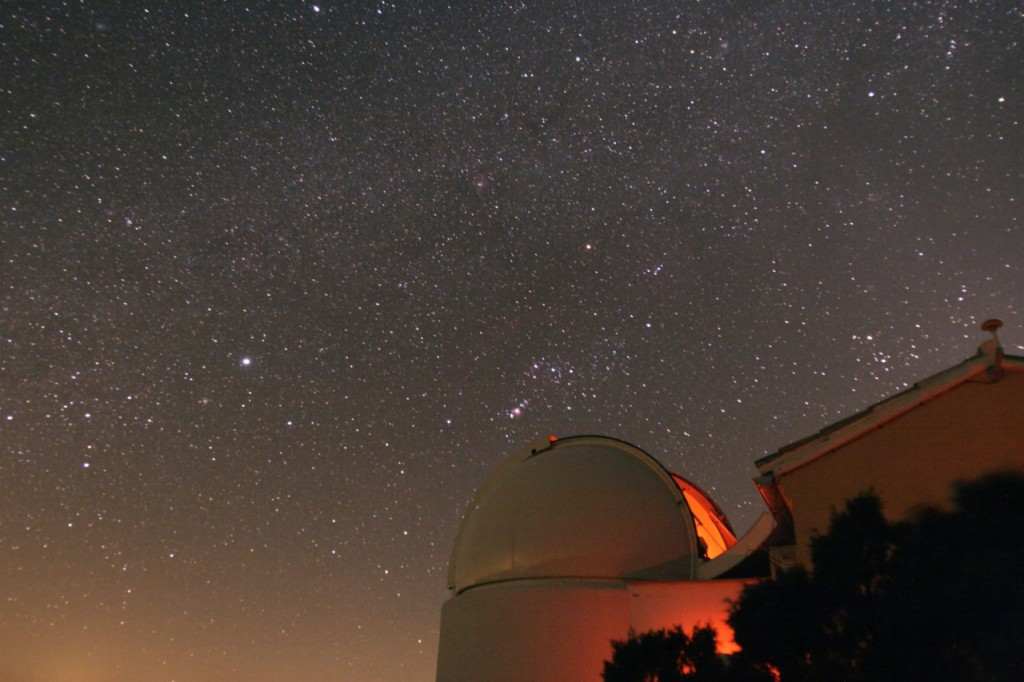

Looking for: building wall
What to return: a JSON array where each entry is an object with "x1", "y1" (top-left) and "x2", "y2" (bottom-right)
[{"x1": 778, "y1": 369, "x2": 1024, "y2": 567}]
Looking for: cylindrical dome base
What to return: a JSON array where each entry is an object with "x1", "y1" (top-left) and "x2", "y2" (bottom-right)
[{"x1": 436, "y1": 577, "x2": 749, "y2": 682}]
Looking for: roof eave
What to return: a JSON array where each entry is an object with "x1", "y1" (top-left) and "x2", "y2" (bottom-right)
[{"x1": 755, "y1": 352, "x2": 1009, "y2": 478}]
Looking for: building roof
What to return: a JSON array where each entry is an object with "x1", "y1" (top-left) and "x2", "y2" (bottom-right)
[
  {"x1": 448, "y1": 435, "x2": 711, "y2": 593},
  {"x1": 756, "y1": 338, "x2": 1024, "y2": 478}
]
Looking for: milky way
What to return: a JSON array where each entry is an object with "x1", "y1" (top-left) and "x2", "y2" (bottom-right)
[{"x1": 1, "y1": 2, "x2": 1021, "y2": 680}]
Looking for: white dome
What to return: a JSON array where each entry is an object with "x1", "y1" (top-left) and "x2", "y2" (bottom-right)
[{"x1": 448, "y1": 435, "x2": 701, "y2": 592}]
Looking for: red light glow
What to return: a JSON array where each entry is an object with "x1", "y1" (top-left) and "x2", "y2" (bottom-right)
[{"x1": 670, "y1": 474, "x2": 738, "y2": 560}]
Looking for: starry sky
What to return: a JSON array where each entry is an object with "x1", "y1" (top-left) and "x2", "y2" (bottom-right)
[{"x1": 1, "y1": 1, "x2": 1021, "y2": 680}]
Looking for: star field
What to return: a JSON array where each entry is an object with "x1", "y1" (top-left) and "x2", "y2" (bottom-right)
[{"x1": 1, "y1": 2, "x2": 1021, "y2": 680}]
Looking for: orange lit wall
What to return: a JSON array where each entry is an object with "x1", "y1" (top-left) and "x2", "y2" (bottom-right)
[
  {"x1": 628, "y1": 579, "x2": 752, "y2": 654},
  {"x1": 436, "y1": 578, "x2": 751, "y2": 681}
]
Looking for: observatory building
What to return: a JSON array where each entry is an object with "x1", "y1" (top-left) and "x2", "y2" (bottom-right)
[
  {"x1": 436, "y1": 321, "x2": 1024, "y2": 682},
  {"x1": 436, "y1": 434, "x2": 776, "y2": 682}
]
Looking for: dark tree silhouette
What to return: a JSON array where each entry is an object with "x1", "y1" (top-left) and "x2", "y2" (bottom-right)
[
  {"x1": 868, "y1": 473, "x2": 1024, "y2": 682},
  {"x1": 604, "y1": 625, "x2": 773, "y2": 682},
  {"x1": 727, "y1": 492, "x2": 897, "y2": 682},
  {"x1": 728, "y1": 472, "x2": 1024, "y2": 682},
  {"x1": 603, "y1": 625, "x2": 725, "y2": 682},
  {"x1": 725, "y1": 566, "x2": 820, "y2": 682}
]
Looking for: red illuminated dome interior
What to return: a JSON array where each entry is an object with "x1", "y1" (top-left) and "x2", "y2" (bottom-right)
[{"x1": 671, "y1": 474, "x2": 737, "y2": 560}]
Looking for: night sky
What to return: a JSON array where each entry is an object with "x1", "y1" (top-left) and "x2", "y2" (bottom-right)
[{"x1": 2, "y1": 1, "x2": 1021, "y2": 680}]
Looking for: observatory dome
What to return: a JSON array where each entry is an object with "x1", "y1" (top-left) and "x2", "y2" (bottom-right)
[{"x1": 448, "y1": 435, "x2": 734, "y2": 593}]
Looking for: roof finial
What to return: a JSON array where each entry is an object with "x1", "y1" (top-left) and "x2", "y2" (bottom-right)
[
  {"x1": 981, "y1": 317, "x2": 1003, "y2": 342},
  {"x1": 979, "y1": 318, "x2": 1004, "y2": 379}
]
